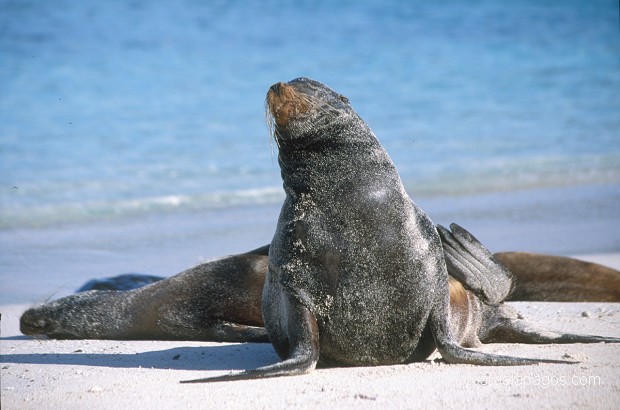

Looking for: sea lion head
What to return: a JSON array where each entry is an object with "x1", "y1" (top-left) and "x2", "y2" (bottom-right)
[
  {"x1": 20, "y1": 303, "x2": 77, "y2": 339},
  {"x1": 20, "y1": 291, "x2": 118, "y2": 339},
  {"x1": 266, "y1": 77, "x2": 354, "y2": 147}
]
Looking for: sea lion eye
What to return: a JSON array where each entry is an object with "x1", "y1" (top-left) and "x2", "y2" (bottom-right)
[{"x1": 339, "y1": 95, "x2": 349, "y2": 104}]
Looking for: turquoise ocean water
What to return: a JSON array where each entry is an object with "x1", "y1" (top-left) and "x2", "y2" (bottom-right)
[{"x1": 1, "y1": 0, "x2": 619, "y2": 303}]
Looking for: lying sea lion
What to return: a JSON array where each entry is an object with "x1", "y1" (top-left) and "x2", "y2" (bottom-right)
[
  {"x1": 76, "y1": 273, "x2": 164, "y2": 292},
  {"x1": 497, "y1": 252, "x2": 620, "y2": 302},
  {"x1": 21, "y1": 240, "x2": 620, "y2": 348},
  {"x1": 21, "y1": 246, "x2": 270, "y2": 343}
]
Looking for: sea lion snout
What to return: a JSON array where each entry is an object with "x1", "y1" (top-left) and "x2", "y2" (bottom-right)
[
  {"x1": 20, "y1": 308, "x2": 51, "y2": 336},
  {"x1": 266, "y1": 81, "x2": 309, "y2": 128},
  {"x1": 269, "y1": 82, "x2": 286, "y2": 94}
]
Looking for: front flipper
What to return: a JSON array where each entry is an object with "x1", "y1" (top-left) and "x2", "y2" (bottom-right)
[
  {"x1": 181, "y1": 293, "x2": 320, "y2": 383},
  {"x1": 157, "y1": 319, "x2": 269, "y2": 343},
  {"x1": 181, "y1": 351, "x2": 317, "y2": 383},
  {"x1": 438, "y1": 223, "x2": 513, "y2": 306},
  {"x1": 479, "y1": 304, "x2": 620, "y2": 345}
]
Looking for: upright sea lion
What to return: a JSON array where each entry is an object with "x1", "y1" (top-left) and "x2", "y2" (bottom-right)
[{"x1": 183, "y1": 78, "x2": 575, "y2": 382}]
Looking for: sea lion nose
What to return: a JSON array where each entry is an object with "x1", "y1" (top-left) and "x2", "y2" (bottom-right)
[{"x1": 270, "y1": 82, "x2": 286, "y2": 95}]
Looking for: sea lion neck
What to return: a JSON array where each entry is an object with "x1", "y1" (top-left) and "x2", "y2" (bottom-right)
[{"x1": 276, "y1": 127, "x2": 395, "y2": 202}]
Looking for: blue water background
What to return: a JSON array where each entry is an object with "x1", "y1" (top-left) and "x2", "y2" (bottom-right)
[
  {"x1": 1, "y1": 1, "x2": 620, "y2": 304},
  {"x1": 1, "y1": 0, "x2": 619, "y2": 228}
]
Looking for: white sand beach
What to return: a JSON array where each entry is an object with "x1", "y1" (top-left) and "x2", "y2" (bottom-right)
[
  {"x1": 1, "y1": 183, "x2": 619, "y2": 410},
  {"x1": 3, "y1": 1, "x2": 619, "y2": 408},
  {"x1": 2, "y1": 253, "x2": 619, "y2": 410}
]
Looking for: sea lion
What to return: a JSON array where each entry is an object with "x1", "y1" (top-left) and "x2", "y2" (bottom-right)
[
  {"x1": 497, "y1": 252, "x2": 620, "y2": 302},
  {"x1": 20, "y1": 241, "x2": 620, "y2": 348},
  {"x1": 437, "y1": 226, "x2": 620, "y2": 347},
  {"x1": 21, "y1": 246, "x2": 270, "y2": 343},
  {"x1": 76, "y1": 273, "x2": 165, "y2": 292},
  {"x1": 182, "y1": 78, "x2": 575, "y2": 382}
]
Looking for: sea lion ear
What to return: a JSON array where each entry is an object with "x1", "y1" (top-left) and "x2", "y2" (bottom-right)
[{"x1": 339, "y1": 95, "x2": 350, "y2": 104}]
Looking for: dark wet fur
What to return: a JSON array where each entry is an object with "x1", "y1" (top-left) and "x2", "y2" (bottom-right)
[{"x1": 183, "y1": 78, "x2": 578, "y2": 382}]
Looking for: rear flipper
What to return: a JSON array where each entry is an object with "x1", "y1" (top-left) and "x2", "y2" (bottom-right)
[
  {"x1": 431, "y1": 295, "x2": 574, "y2": 365},
  {"x1": 437, "y1": 223, "x2": 513, "y2": 305},
  {"x1": 478, "y1": 303, "x2": 620, "y2": 345}
]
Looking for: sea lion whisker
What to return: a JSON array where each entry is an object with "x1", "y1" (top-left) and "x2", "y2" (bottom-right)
[
  {"x1": 265, "y1": 99, "x2": 280, "y2": 160},
  {"x1": 303, "y1": 94, "x2": 338, "y2": 118}
]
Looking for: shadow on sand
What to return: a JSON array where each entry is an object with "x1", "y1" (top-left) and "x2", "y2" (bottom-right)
[{"x1": 0, "y1": 343, "x2": 280, "y2": 371}]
